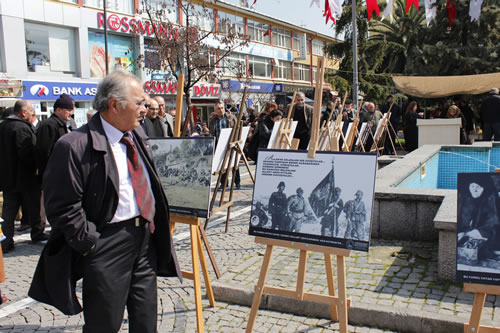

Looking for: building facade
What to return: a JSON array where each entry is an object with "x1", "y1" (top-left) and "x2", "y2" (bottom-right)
[{"x1": 0, "y1": 0, "x2": 339, "y2": 124}]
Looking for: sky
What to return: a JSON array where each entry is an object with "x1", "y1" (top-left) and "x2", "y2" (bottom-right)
[{"x1": 222, "y1": 0, "x2": 339, "y2": 38}]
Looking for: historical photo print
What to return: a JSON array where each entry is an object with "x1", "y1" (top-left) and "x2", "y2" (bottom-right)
[
  {"x1": 456, "y1": 173, "x2": 500, "y2": 285},
  {"x1": 150, "y1": 137, "x2": 215, "y2": 218},
  {"x1": 250, "y1": 149, "x2": 378, "y2": 251}
]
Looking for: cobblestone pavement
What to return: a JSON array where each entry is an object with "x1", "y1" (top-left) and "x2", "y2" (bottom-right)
[{"x1": 0, "y1": 168, "x2": 490, "y2": 332}]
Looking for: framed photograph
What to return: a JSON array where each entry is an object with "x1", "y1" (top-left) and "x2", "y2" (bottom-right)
[
  {"x1": 456, "y1": 173, "x2": 500, "y2": 285},
  {"x1": 249, "y1": 149, "x2": 378, "y2": 252},
  {"x1": 150, "y1": 137, "x2": 215, "y2": 218}
]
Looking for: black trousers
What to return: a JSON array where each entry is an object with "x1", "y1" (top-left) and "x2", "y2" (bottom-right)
[
  {"x1": 295, "y1": 133, "x2": 310, "y2": 150},
  {"x1": 82, "y1": 220, "x2": 157, "y2": 333},
  {"x1": 1, "y1": 188, "x2": 45, "y2": 246}
]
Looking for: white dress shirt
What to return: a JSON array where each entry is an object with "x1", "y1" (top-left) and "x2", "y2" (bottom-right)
[{"x1": 101, "y1": 116, "x2": 155, "y2": 222}]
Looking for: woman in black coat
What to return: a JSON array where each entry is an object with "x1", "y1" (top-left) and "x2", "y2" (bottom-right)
[
  {"x1": 247, "y1": 109, "x2": 283, "y2": 162},
  {"x1": 403, "y1": 101, "x2": 419, "y2": 152}
]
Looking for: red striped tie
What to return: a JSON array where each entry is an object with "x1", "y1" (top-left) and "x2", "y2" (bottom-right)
[{"x1": 120, "y1": 134, "x2": 155, "y2": 233}]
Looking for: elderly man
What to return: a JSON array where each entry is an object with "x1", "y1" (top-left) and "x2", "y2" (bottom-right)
[
  {"x1": 0, "y1": 100, "x2": 47, "y2": 252},
  {"x1": 36, "y1": 94, "x2": 74, "y2": 177},
  {"x1": 360, "y1": 102, "x2": 383, "y2": 150},
  {"x1": 139, "y1": 95, "x2": 155, "y2": 137},
  {"x1": 146, "y1": 98, "x2": 169, "y2": 138},
  {"x1": 153, "y1": 96, "x2": 174, "y2": 137},
  {"x1": 29, "y1": 71, "x2": 181, "y2": 332},
  {"x1": 289, "y1": 92, "x2": 314, "y2": 150}
]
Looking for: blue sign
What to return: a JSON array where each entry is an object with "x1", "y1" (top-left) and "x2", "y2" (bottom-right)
[
  {"x1": 23, "y1": 80, "x2": 98, "y2": 101},
  {"x1": 219, "y1": 79, "x2": 280, "y2": 93}
]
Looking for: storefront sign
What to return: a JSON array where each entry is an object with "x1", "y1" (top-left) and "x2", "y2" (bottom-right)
[
  {"x1": 88, "y1": 31, "x2": 135, "y2": 78},
  {"x1": 192, "y1": 84, "x2": 220, "y2": 98},
  {"x1": 282, "y1": 84, "x2": 315, "y2": 95},
  {"x1": 0, "y1": 80, "x2": 23, "y2": 97},
  {"x1": 220, "y1": 79, "x2": 281, "y2": 93},
  {"x1": 143, "y1": 80, "x2": 178, "y2": 95},
  {"x1": 23, "y1": 81, "x2": 98, "y2": 101},
  {"x1": 97, "y1": 12, "x2": 178, "y2": 39}
]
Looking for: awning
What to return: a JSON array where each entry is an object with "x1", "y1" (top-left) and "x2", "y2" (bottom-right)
[
  {"x1": 392, "y1": 72, "x2": 500, "y2": 98},
  {"x1": 0, "y1": 98, "x2": 19, "y2": 108}
]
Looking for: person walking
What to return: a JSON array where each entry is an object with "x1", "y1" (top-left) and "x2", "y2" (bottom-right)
[
  {"x1": 29, "y1": 71, "x2": 181, "y2": 332},
  {"x1": 288, "y1": 92, "x2": 313, "y2": 150},
  {"x1": 480, "y1": 88, "x2": 500, "y2": 141},
  {"x1": 0, "y1": 100, "x2": 47, "y2": 253}
]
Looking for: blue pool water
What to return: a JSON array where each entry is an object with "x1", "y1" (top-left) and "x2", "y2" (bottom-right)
[{"x1": 396, "y1": 147, "x2": 500, "y2": 190}]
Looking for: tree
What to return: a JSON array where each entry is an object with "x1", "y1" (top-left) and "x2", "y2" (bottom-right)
[{"x1": 138, "y1": 0, "x2": 247, "y2": 125}]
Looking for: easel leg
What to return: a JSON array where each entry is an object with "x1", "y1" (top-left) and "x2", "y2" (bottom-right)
[
  {"x1": 324, "y1": 253, "x2": 338, "y2": 321},
  {"x1": 197, "y1": 228, "x2": 216, "y2": 307},
  {"x1": 296, "y1": 250, "x2": 308, "y2": 298},
  {"x1": 190, "y1": 224, "x2": 204, "y2": 333},
  {"x1": 336, "y1": 255, "x2": 348, "y2": 333},
  {"x1": 466, "y1": 292, "x2": 486, "y2": 333},
  {"x1": 198, "y1": 225, "x2": 221, "y2": 279},
  {"x1": 246, "y1": 244, "x2": 274, "y2": 333}
]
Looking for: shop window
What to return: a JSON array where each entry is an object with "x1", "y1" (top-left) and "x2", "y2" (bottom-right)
[
  {"x1": 84, "y1": 0, "x2": 134, "y2": 15},
  {"x1": 273, "y1": 60, "x2": 292, "y2": 80},
  {"x1": 312, "y1": 39, "x2": 325, "y2": 56},
  {"x1": 247, "y1": 20, "x2": 270, "y2": 44},
  {"x1": 249, "y1": 55, "x2": 271, "y2": 78},
  {"x1": 88, "y1": 31, "x2": 135, "y2": 78},
  {"x1": 293, "y1": 63, "x2": 310, "y2": 82},
  {"x1": 25, "y1": 22, "x2": 77, "y2": 74},
  {"x1": 221, "y1": 53, "x2": 246, "y2": 76},
  {"x1": 218, "y1": 11, "x2": 245, "y2": 38},
  {"x1": 272, "y1": 27, "x2": 291, "y2": 48}
]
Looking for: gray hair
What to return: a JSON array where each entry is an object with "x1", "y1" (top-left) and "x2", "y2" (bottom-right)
[
  {"x1": 13, "y1": 100, "x2": 29, "y2": 114},
  {"x1": 296, "y1": 92, "x2": 305, "y2": 99},
  {"x1": 93, "y1": 71, "x2": 140, "y2": 112},
  {"x1": 362, "y1": 102, "x2": 370, "y2": 110}
]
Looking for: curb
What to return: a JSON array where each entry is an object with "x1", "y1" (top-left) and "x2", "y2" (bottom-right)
[{"x1": 212, "y1": 282, "x2": 466, "y2": 333}]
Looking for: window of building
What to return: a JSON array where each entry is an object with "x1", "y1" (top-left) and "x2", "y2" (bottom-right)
[
  {"x1": 141, "y1": 0, "x2": 178, "y2": 23},
  {"x1": 293, "y1": 63, "x2": 310, "y2": 82},
  {"x1": 25, "y1": 22, "x2": 77, "y2": 74},
  {"x1": 84, "y1": 0, "x2": 133, "y2": 15},
  {"x1": 272, "y1": 27, "x2": 291, "y2": 48},
  {"x1": 247, "y1": 20, "x2": 270, "y2": 44},
  {"x1": 218, "y1": 11, "x2": 245, "y2": 37},
  {"x1": 182, "y1": 3, "x2": 214, "y2": 31},
  {"x1": 249, "y1": 55, "x2": 271, "y2": 78},
  {"x1": 221, "y1": 53, "x2": 246, "y2": 76},
  {"x1": 273, "y1": 60, "x2": 292, "y2": 80},
  {"x1": 312, "y1": 39, "x2": 325, "y2": 56},
  {"x1": 293, "y1": 35, "x2": 300, "y2": 51}
]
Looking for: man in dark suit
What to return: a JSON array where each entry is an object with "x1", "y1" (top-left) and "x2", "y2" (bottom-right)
[
  {"x1": 29, "y1": 71, "x2": 181, "y2": 332},
  {"x1": 0, "y1": 100, "x2": 47, "y2": 252},
  {"x1": 289, "y1": 92, "x2": 314, "y2": 150}
]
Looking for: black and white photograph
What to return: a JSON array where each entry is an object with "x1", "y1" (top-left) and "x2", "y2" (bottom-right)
[
  {"x1": 456, "y1": 173, "x2": 500, "y2": 285},
  {"x1": 249, "y1": 149, "x2": 378, "y2": 251},
  {"x1": 150, "y1": 137, "x2": 215, "y2": 218}
]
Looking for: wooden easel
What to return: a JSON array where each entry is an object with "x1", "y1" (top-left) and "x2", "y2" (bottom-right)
[
  {"x1": 369, "y1": 103, "x2": 397, "y2": 156},
  {"x1": 464, "y1": 283, "x2": 500, "y2": 333},
  {"x1": 342, "y1": 100, "x2": 365, "y2": 152},
  {"x1": 317, "y1": 92, "x2": 348, "y2": 152},
  {"x1": 273, "y1": 92, "x2": 296, "y2": 150},
  {"x1": 246, "y1": 57, "x2": 352, "y2": 333},
  {"x1": 170, "y1": 215, "x2": 216, "y2": 333},
  {"x1": 207, "y1": 88, "x2": 254, "y2": 232}
]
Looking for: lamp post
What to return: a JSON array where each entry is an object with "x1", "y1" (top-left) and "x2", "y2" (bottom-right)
[
  {"x1": 352, "y1": 0, "x2": 359, "y2": 112},
  {"x1": 103, "y1": 0, "x2": 109, "y2": 75}
]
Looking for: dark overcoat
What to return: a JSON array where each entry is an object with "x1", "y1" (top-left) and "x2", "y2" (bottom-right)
[
  {"x1": 0, "y1": 114, "x2": 37, "y2": 192},
  {"x1": 36, "y1": 113, "x2": 68, "y2": 177},
  {"x1": 28, "y1": 113, "x2": 182, "y2": 315}
]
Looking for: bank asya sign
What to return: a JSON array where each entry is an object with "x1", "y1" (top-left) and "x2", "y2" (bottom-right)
[
  {"x1": 144, "y1": 81, "x2": 220, "y2": 98},
  {"x1": 23, "y1": 81, "x2": 97, "y2": 101}
]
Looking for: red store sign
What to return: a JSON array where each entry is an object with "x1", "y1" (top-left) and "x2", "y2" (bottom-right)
[
  {"x1": 192, "y1": 84, "x2": 220, "y2": 98},
  {"x1": 97, "y1": 12, "x2": 178, "y2": 38},
  {"x1": 143, "y1": 81, "x2": 220, "y2": 98}
]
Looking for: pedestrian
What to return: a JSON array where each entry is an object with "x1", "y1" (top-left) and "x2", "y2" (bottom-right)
[
  {"x1": 480, "y1": 88, "x2": 500, "y2": 141},
  {"x1": 288, "y1": 92, "x2": 313, "y2": 150},
  {"x1": 321, "y1": 101, "x2": 336, "y2": 124},
  {"x1": 146, "y1": 98, "x2": 169, "y2": 138},
  {"x1": 153, "y1": 96, "x2": 174, "y2": 137},
  {"x1": 403, "y1": 101, "x2": 420, "y2": 152},
  {"x1": 29, "y1": 71, "x2": 181, "y2": 332},
  {"x1": 268, "y1": 181, "x2": 288, "y2": 230},
  {"x1": 0, "y1": 100, "x2": 47, "y2": 253},
  {"x1": 36, "y1": 93, "x2": 75, "y2": 177},
  {"x1": 140, "y1": 95, "x2": 155, "y2": 137},
  {"x1": 360, "y1": 102, "x2": 383, "y2": 150},
  {"x1": 447, "y1": 105, "x2": 467, "y2": 144},
  {"x1": 247, "y1": 109, "x2": 283, "y2": 161}
]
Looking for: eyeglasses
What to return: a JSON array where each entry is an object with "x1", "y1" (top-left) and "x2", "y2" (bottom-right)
[{"x1": 145, "y1": 104, "x2": 151, "y2": 108}]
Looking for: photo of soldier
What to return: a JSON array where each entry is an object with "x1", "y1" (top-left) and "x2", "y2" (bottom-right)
[
  {"x1": 287, "y1": 187, "x2": 316, "y2": 233},
  {"x1": 344, "y1": 190, "x2": 367, "y2": 240},
  {"x1": 320, "y1": 187, "x2": 344, "y2": 237},
  {"x1": 268, "y1": 181, "x2": 288, "y2": 230}
]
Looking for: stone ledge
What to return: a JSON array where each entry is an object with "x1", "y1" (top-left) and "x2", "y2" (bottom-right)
[{"x1": 212, "y1": 282, "x2": 467, "y2": 333}]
